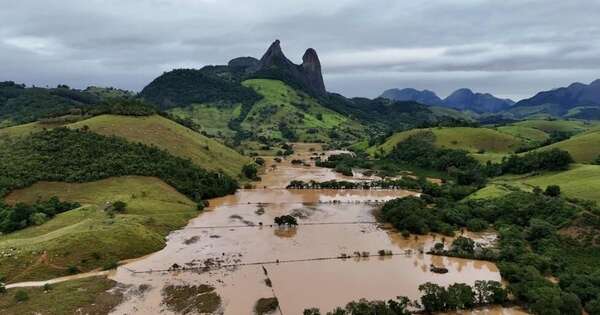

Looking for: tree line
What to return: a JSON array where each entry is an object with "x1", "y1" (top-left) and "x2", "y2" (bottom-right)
[
  {"x1": 0, "y1": 128, "x2": 238, "y2": 202},
  {"x1": 302, "y1": 280, "x2": 507, "y2": 314},
  {"x1": 0, "y1": 197, "x2": 80, "y2": 233}
]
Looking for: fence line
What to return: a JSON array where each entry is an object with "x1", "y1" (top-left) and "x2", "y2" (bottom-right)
[
  {"x1": 125, "y1": 252, "x2": 416, "y2": 274},
  {"x1": 186, "y1": 221, "x2": 380, "y2": 229}
]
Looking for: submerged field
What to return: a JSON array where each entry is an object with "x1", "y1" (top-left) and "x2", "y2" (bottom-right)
[{"x1": 0, "y1": 176, "x2": 197, "y2": 283}]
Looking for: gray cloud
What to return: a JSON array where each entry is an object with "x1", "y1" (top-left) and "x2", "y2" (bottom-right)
[{"x1": 1, "y1": 0, "x2": 599, "y2": 100}]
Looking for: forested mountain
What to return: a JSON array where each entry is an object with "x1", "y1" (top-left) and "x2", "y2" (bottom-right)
[{"x1": 0, "y1": 82, "x2": 101, "y2": 127}]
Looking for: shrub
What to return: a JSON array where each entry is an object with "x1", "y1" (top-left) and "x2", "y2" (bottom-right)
[
  {"x1": 544, "y1": 185, "x2": 561, "y2": 197},
  {"x1": 112, "y1": 201, "x2": 127, "y2": 212},
  {"x1": 466, "y1": 218, "x2": 489, "y2": 232},
  {"x1": 14, "y1": 290, "x2": 29, "y2": 302}
]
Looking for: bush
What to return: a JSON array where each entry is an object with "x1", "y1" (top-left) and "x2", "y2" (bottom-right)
[
  {"x1": 14, "y1": 290, "x2": 29, "y2": 302},
  {"x1": 544, "y1": 185, "x2": 561, "y2": 197},
  {"x1": 103, "y1": 259, "x2": 119, "y2": 270},
  {"x1": 67, "y1": 265, "x2": 79, "y2": 274},
  {"x1": 242, "y1": 164, "x2": 259, "y2": 180},
  {"x1": 0, "y1": 282, "x2": 6, "y2": 294},
  {"x1": 466, "y1": 218, "x2": 489, "y2": 232},
  {"x1": 112, "y1": 201, "x2": 127, "y2": 212}
]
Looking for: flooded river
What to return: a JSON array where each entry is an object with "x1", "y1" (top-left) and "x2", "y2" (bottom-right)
[{"x1": 108, "y1": 144, "x2": 524, "y2": 314}]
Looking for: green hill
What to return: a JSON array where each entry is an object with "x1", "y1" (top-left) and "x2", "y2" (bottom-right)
[
  {"x1": 0, "y1": 176, "x2": 197, "y2": 282},
  {"x1": 0, "y1": 82, "x2": 103, "y2": 127},
  {"x1": 170, "y1": 79, "x2": 366, "y2": 145},
  {"x1": 512, "y1": 119, "x2": 592, "y2": 134},
  {"x1": 535, "y1": 128, "x2": 600, "y2": 163},
  {"x1": 472, "y1": 164, "x2": 600, "y2": 203},
  {"x1": 496, "y1": 125, "x2": 550, "y2": 143},
  {"x1": 369, "y1": 127, "x2": 523, "y2": 159},
  {"x1": 68, "y1": 114, "x2": 250, "y2": 178}
]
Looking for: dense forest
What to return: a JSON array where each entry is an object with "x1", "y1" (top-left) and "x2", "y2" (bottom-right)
[
  {"x1": 0, "y1": 82, "x2": 101, "y2": 126},
  {"x1": 139, "y1": 69, "x2": 262, "y2": 110},
  {"x1": 0, "y1": 128, "x2": 238, "y2": 201}
]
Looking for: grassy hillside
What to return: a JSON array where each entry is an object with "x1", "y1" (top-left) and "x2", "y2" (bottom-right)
[
  {"x1": 68, "y1": 114, "x2": 251, "y2": 178},
  {"x1": 0, "y1": 176, "x2": 197, "y2": 282},
  {"x1": 0, "y1": 276, "x2": 122, "y2": 314},
  {"x1": 170, "y1": 79, "x2": 365, "y2": 145},
  {"x1": 496, "y1": 125, "x2": 549, "y2": 143},
  {"x1": 369, "y1": 127, "x2": 523, "y2": 157},
  {"x1": 512, "y1": 119, "x2": 592, "y2": 134},
  {"x1": 170, "y1": 103, "x2": 241, "y2": 139},
  {"x1": 241, "y1": 79, "x2": 361, "y2": 141},
  {"x1": 471, "y1": 164, "x2": 600, "y2": 203},
  {"x1": 535, "y1": 129, "x2": 600, "y2": 163}
]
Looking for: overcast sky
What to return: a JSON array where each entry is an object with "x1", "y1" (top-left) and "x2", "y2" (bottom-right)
[{"x1": 1, "y1": 0, "x2": 599, "y2": 100}]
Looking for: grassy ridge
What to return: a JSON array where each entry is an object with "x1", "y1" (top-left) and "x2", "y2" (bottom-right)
[
  {"x1": 68, "y1": 114, "x2": 251, "y2": 178},
  {"x1": 535, "y1": 129, "x2": 600, "y2": 163},
  {"x1": 0, "y1": 176, "x2": 197, "y2": 283},
  {"x1": 369, "y1": 127, "x2": 523, "y2": 156},
  {"x1": 471, "y1": 164, "x2": 600, "y2": 203},
  {"x1": 513, "y1": 119, "x2": 592, "y2": 134}
]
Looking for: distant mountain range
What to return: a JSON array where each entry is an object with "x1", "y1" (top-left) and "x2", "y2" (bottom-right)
[
  {"x1": 380, "y1": 88, "x2": 514, "y2": 113},
  {"x1": 381, "y1": 79, "x2": 600, "y2": 119}
]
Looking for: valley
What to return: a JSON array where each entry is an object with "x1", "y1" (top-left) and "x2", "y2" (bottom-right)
[{"x1": 1, "y1": 38, "x2": 600, "y2": 315}]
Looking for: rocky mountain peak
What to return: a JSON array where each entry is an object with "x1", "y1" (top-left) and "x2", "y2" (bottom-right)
[
  {"x1": 254, "y1": 40, "x2": 326, "y2": 96},
  {"x1": 301, "y1": 48, "x2": 326, "y2": 95}
]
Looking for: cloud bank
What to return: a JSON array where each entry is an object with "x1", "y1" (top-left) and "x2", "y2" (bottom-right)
[{"x1": 1, "y1": 0, "x2": 599, "y2": 100}]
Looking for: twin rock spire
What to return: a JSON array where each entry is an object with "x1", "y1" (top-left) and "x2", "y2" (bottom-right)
[{"x1": 229, "y1": 40, "x2": 326, "y2": 96}]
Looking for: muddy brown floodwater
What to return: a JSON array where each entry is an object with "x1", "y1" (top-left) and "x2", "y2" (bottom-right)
[{"x1": 109, "y1": 144, "x2": 527, "y2": 315}]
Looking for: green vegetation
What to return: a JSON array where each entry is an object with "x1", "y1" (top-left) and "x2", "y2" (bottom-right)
[
  {"x1": 68, "y1": 114, "x2": 251, "y2": 178},
  {"x1": 381, "y1": 185, "x2": 600, "y2": 314},
  {"x1": 0, "y1": 276, "x2": 122, "y2": 314},
  {"x1": 162, "y1": 284, "x2": 221, "y2": 314},
  {"x1": 0, "y1": 82, "x2": 100, "y2": 126},
  {"x1": 369, "y1": 127, "x2": 522, "y2": 157},
  {"x1": 303, "y1": 280, "x2": 506, "y2": 314},
  {"x1": 0, "y1": 127, "x2": 237, "y2": 200},
  {"x1": 0, "y1": 176, "x2": 197, "y2": 282},
  {"x1": 254, "y1": 297, "x2": 279, "y2": 315},
  {"x1": 140, "y1": 68, "x2": 262, "y2": 110},
  {"x1": 169, "y1": 103, "x2": 241, "y2": 139},
  {"x1": 0, "y1": 197, "x2": 80, "y2": 233},
  {"x1": 241, "y1": 79, "x2": 363, "y2": 144},
  {"x1": 490, "y1": 164, "x2": 600, "y2": 203},
  {"x1": 536, "y1": 128, "x2": 600, "y2": 163},
  {"x1": 512, "y1": 119, "x2": 590, "y2": 134}
]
